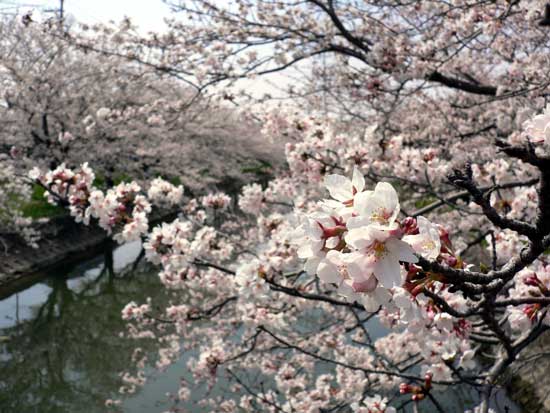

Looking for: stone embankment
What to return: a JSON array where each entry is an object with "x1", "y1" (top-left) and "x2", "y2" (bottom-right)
[{"x1": 0, "y1": 209, "x2": 176, "y2": 299}]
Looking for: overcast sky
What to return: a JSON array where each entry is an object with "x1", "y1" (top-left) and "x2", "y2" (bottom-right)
[
  {"x1": 4, "y1": 0, "x2": 173, "y2": 31},
  {"x1": 3, "y1": 0, "x2": 295, "y2": 103}
]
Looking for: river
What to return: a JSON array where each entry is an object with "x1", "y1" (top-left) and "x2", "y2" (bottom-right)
[
  {"x1": 0, "y1": 241, "x2": 190, "y2": 412},
  {"x1": 0, "y1": 242, "x2": 522, "y2": 413}
]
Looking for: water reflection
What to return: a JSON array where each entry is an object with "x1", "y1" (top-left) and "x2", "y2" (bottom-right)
[
  {"x1": 0, "y1": 241, "x2": 171, "y2": 413},
  {"x1": 0, "y1": 242, "x2": 522, "y2": 413}
]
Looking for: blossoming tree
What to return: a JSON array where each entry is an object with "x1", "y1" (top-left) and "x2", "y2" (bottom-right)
[
  {"x1": 12, "y1": 1, "x2": 550, "y2": 412},
  {"x1": 0, "y1": 15, "x2": 277, "y2": 248}
]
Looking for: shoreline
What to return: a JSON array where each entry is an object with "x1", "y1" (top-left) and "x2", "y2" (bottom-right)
[{"x1": 0, "y1": 209, "x2": 177, "y2": 299}]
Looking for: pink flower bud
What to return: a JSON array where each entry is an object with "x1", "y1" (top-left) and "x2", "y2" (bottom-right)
[
  {"x1": 524, "y1": 273, "x2": 541, "y2": 287},
  {"x1": 438, "y1": 225, "x2": 453, "y2": 250},
  {"x1": 402, "y1": 217, "x2": 418, "y2": 235},
  {"x1": 445, "y1": 255, "x2": 458, "y2": 267},
  {"x1": 424, "y1": 372, "x2": 433, "y2": 390}
]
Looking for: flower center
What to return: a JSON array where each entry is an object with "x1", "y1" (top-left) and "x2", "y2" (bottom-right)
[
  {"x1": 372, "y1": 240, "x2": 387, "y2": 258},
  {"x1": 422, "y1": 240, "x2": 435, "y2": 252},
  {"x1": 371, "y1": 208, "x2": 392, "y2": 225}
]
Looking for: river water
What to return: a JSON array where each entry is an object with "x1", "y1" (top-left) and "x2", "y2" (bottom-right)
[
  {"x1": 0, "y1": 242, "x2": 521, "y2": 413},
  {"x1": 0, "y1": 241, "x2": 188, "y2": 413}
]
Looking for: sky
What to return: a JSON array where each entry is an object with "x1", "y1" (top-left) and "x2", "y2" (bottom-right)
[
  {"x1": 3, "y1": 0, "x2": 173, "y2": 31},
  {"x1": 3, "y1": 0, "x2": 295, "y2": 103}
]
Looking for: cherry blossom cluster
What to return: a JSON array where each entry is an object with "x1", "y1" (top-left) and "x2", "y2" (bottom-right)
[
  {"x1": 0, "y1": 157, "x2": 40, "y2": 248},
  {"x1": 291, "y1": 168, "x2": 479, "y2": 380},
  {"x1": 89, "y1": 182, "x2": 151, "y2": 243},
  {"x1": 351, "y1": 395, "x2": 396, "y2": 413},
  {"x1": 146, "y1": 177, "x2": 184, "y2": 207},
  {"x1": 200, "y1": 192, "x2": 232, "y2": 211},
  {"x1": 144, "y1": 218, "x2": 235, "y2": 289},
  {"x1": 28, "y1": 163, "x2": 161, "y2": 244},
  {"x1": 293, "y1": 168, "x2": 440, "y2": 312},
  {"x1": 505, "y1": 264, "x2": 550, "y2": 330},
  {"x1": 29, "y1": 162, "x2": 96, "y2": 224},
  {"x1": 121, "y1": 300, "x2": 152, "y2": 321},
  {"x1": 238, "y1": 178, "x2": 298, "y2": 215},
  {"x1": 523, "y1": 104, "x2": 550, "y2": 146}
]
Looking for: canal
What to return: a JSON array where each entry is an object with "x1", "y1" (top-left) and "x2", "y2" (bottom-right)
[{"x1": 0, "y1": 242, "x2": 522, "y2": 412}]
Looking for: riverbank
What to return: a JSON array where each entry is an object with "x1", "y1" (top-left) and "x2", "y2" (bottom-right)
[{"x1": 0, "y1": 209, "x2": 177, "y2": 299}]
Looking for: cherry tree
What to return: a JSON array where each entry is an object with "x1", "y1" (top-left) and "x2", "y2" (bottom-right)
[
  {"x1": 12, "y1": 1, "x2": 550, "y2": 412},
  {"x1": 0, "y1": 16, "x2": 273, "y2": 194},
  {"x1": 26, "y1": 105, "x2": 550, "y2": 412},
  {"x1": 0, "y1": 14, "x2": 275, "y2": 248}
]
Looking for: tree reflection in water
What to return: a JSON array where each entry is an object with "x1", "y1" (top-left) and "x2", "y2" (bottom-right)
[
  {"x1": 0, "y1": 242, "x2": 167, "y2": 413},
  {"x1": 0, "y1": 242, "x2": 520, "y2": 413}
]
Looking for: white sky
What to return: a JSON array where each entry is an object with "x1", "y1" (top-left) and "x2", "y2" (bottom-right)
[
  {"x1": 5, "y1": 0, "x2": 296, "y2": 104},
  {"x1": 4, "y1": 0, "x2": 172, "y2": 30}
]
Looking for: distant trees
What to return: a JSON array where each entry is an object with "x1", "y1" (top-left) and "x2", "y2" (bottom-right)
[{"x1": 0, "y1": 16, "x2": 274, "y2": 246}]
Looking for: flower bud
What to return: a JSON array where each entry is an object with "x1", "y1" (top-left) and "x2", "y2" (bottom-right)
[
  {"x1": 424, "y1": 372, "x2": 433, "y2": 390},
  {"x1": 524, "y1": 273, "x2": 542, "y2": 287},
  {"x1": 523, "y1": 303, "x2": 541, "y2": 322},
  {"x1": 438, "y1": 225, "x2": 453, "y2": 250},
  {"x1": 445, "y1": 255, "x2": 458, "y2": 267},
  {"x1": 402, "y1": 217, "x2": 418, "y2": 235}
]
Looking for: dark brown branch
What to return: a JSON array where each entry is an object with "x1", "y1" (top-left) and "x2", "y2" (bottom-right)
[
  {"x1": 494, "y1": 296, "x2": 550, "y2": 307},
  {"x1": 266, "y1": 278, "x2": 364, "y2": 310},
  {"x1": 257, "y1": 326, "x2": 461, "y2": 385},
  {"x1": 427, "y1": 71, "x2": 497, "y2": 96},
  {"x1": 411, "y1": 178, "x2": 538, "y2": 217},
  {"x1": 448, "y1": 165, "x2": 537, "y2": 238}
]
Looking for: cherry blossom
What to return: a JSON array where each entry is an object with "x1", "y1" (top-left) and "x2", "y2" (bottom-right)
[{"x1": 10, "y1": 3, "x2": 550, "y2": 411}]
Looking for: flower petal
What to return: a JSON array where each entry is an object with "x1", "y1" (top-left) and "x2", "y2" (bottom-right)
[
  {"x1": 317, "y1": 261, "x2": 341, "y2": 284},
  {"x1": 345, "y1": 227, "x2": 373, "y2": 250},
  {"x1": 373, "y1": 255, "x2": 402, "y2": 288},
  {"x1": 304, "y1": 255, "x2": 322, "y2": 275},
  {"x1": 351, "y1": 166, "x2": 365, "y2": 193},
  {"x1": 324, "y1": 174, "x2": 352, "y2": 202},
  {"x1": 386, "y1": 238, "x2": 418, "y2": 263}
]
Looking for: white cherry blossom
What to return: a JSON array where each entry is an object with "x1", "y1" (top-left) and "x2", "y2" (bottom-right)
[
  {"x1": 402, "y1": 216, "x2": 441, "y2": 260},
  {"x1": 523, "y1": 103, "x2": 550, "y2": 144},
  {"x1": 345, "y1": 226, "x2": 418, "y2": 288},
  {"x1": 351, "y1": 182, "x2": 400, "y2": 230},
  {"x1": 323, "y1": 166, "x2": 365, "y2": 204}
]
